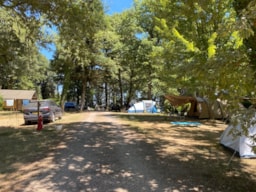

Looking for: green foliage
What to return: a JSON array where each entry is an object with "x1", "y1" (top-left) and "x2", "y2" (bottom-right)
[
  {"x1": 172, "y1": 27, "x2": 199, "y2": 53},
  {"x1": 0, "y1": 7, "x2": 51, "y2": 91},
  {"x1": 142, "y1": 0, "x2": 254, "y2": 98},
  {"x1": 1, "y1": 0, "x2": 256, "y2": 117},
  {"x1": 51, "y1": 0, "x2": 105, "y2": 108},
  {"x1": 208, "y1": 32, "x2": 217, "y2": 58},
  {"x1": 230, "y1": 31, "x2": 244, "y2": 49}
]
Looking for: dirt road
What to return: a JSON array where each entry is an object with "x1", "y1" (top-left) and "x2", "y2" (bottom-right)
[
  {"x1": 1, "y1": 112, "x2": 184, "y2": 192},
  {"x1": 16, "y1": 112, "x2": 178, "y2": 192}
]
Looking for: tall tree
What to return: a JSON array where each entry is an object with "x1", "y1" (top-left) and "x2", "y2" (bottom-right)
[
  {"x1": 140, "y1": 0, "x2": 255, "y2": 103},
  {"x1": 52, "y1": 0, "x2": 105, "y2": 110},
  {"x1": 0, "y1": 8, "x2": 49, "y2": 93},
  {"x1": 110, "y1": 10, "x2": 148, "y2": 105},
  {"x1": 94, "y1": 23, "x2": 122, "y2": 108},
  {"x1": 134, "y1": 0, "x2": 166, "y2": 99},
  {"x1": 233, "y1": 0, "x2": 256, "y2": 76}
]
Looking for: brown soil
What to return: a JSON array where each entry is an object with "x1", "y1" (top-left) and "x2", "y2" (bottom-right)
[
  {"x1": 0, "y1": 111, "x2": 256, "y2": 191},
  {"x1": 113, "y1": 113, "x2": 256, "y2": 178}
]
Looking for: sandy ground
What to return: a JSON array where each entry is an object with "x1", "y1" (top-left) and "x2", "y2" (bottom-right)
[{"x1": 0, "y1": 111, "x2": 256, "y2": 192}]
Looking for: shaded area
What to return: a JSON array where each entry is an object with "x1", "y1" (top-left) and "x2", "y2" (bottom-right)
[
  {"x1": 112, "y1": 113, "x2": 256, "y2": 191},
  {"x1": 1, "y1": 112, "x2": 256, "y2": 192},
  {"x1": 0, "y1": 125, "x2": 62, "y2": 174},
  {"x1": 21, "y1": 120, "x2": 176, "y2": 191}
]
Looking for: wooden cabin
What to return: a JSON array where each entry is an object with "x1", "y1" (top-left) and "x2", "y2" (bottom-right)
[{"x1": 0, "y1": 89, "x2": 37, "y2": 111}]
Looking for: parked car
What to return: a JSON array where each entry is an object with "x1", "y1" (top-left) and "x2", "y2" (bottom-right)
[
  {"x1": 64, "y1": 102, "x2": 78, "y2": 111},
  {"x1": 23, "y1": 100, "x2": 62, "y2": 125},
  {"x1": 109, "y1": 103, "x2": 121, "y2": 112}
]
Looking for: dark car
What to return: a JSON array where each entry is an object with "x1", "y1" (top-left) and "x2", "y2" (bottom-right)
[
  {"x1": 109, "y1": 103, "x2": 121, "y2": 112},
  {"x1": 64, "y1": 102, "x2": 78, "y2": 111},
  {"x1": 23, "y1": 100, "x2": 62, "y2": 125}
]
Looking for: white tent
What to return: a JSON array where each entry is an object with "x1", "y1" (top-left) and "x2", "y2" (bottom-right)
[
  {"x1": 127, "y1": 100, "x2": 157, "y2": 113},
  {"x1": 220, "y1": 122, "x2": 256, "y2": 158}
]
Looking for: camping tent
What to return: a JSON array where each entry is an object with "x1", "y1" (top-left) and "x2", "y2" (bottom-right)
[
  {"x1": 220, "y1": 122, "x2": 256, "y2": 158},
  {"x1": 164, "y1": 95, "x2": 226, "y2": 119},
  {"x1": 127, "y1": 100, "x2": 157, "y2": 113}
]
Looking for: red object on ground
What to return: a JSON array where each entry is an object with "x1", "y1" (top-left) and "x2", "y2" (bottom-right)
[{"x1": 37, "y1": 115, "x2": 43, "y2": 131}]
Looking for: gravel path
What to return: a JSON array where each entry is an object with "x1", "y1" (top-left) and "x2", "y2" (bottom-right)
[{"x1": 16, "y1": 112, "x2": 195, "y2": 192}]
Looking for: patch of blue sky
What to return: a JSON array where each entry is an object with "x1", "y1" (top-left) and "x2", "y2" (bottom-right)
[
  {"x1": 39, "y1": 24, "x2": 58, "y2": 60},
  {"x1": 39, "y1": 43, "x2": 56, "y2": 60},
  {"x1": 103, "y1": 0, "x2": 133, "y2": 14}
]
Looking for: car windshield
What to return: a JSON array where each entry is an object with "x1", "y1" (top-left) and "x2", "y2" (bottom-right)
[{"x1": 25, "y1": 101, "x2": 48, "y2": 108}]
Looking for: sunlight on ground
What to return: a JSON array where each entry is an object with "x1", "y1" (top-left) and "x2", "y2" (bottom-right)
[
  {"x1": 1, "y1": 112, "x2": 256, "y2": 191},
  {"x1": 114, "y1": 113, "x2": 256, "y2": 187},
  {"x1": 113, "y1": 188, "x2": 128, "y2": 192}
]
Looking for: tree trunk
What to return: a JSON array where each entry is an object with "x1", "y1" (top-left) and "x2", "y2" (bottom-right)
[
  {"x1": 80, "y1": 70, "x2": 87, "y2": 112},
  {"x1": 105, "y1": 82, "x2": 108, "y2": 110},
  {"x1": 60, "y1": 71, "x2": 71, "y2": 110},
  {"x1": 126, "y1": 75, "x2": 134, "y2": 108},
  {"x1": 118, "y1": 69, "x2": 123, "y2": 107},
  {"x1": 147, "y1": 81, "x2": 152, "y2": 100}
]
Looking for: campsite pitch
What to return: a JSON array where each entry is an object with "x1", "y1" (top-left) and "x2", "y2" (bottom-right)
[{"x1": 0, "y1": 112, "x2": 256, "y2": 191}]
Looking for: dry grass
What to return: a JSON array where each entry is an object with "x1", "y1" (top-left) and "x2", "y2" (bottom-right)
[
  {"x1": 112, "y1": 113, "x2": 256, "y2": 192},
  {"x1": 0, "y1": 111, "x2": 87, "y2": 192},
  {"x1": 0, "y1": 112, "x2": 59, "y2": 174},
  {"x1": 1, "y1": 111, "x2": 256, "y2": 191},
  {"x1": 0, "y1": 111, "x2": 83, "y2": 175}
]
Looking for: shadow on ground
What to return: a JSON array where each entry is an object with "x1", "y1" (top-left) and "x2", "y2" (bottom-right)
[{"x1": 1, "y1": 112, "x2": 256, "y2": 192}]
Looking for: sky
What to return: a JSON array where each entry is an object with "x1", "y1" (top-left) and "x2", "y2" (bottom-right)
[
  {"x1": 104, "y1": 0, "x2": 133, "y2": 15},
  {"x1": 41, "y1": 0, "x2": 133, "y2": 60}
]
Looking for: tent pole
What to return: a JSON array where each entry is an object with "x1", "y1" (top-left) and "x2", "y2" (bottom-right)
[{"x1": 227, "y1": 150, "x2": 237, "y2": 166}]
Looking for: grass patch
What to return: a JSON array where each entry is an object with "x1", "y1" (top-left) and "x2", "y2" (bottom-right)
[
  {"x1": 0, "y1": 111, "x2": 22, "y2": 118},
  {"x1": 117, "y1": 113, "x2": 169, "y2": 122},
  {"x1": 0, "y1": 126, "x2": 61, "y2": 174},
  {"x1": 113, "y1": 113, "x2": 256, "y2": 192},
  {"x1": 0, "y1": 111, "x2": 86, "y2": 175}
]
